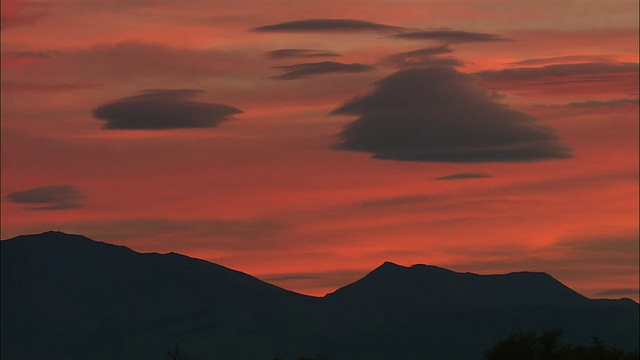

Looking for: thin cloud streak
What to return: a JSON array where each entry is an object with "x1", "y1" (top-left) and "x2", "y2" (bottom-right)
[
  {"x1": 395, "y1": 29, "x2": 510, "y2": 43},
  {"x1": 266, "y1": 49, "x2": 341, "y2": 59},
  {"x1": 252, "y1": 18, "x2": 403, "y2": 33},
  {"x1": 378, "y1": 45, "x2": 464, "y2": 69},
  {"x1": 271, "y1": 61, "x2": 375, "y2": 80},
  {"x1": 435, "y1": 173, "x2": 493, "y2": 180}
]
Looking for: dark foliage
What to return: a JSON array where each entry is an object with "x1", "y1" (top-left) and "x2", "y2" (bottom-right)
[{"x1": 485, "y1": 329, "x2": 640, "y2": 360}]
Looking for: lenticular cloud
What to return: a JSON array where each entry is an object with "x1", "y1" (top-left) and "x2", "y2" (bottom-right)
[{"x1": 331, "y1": 67, "x2": 573, "y2": 162}]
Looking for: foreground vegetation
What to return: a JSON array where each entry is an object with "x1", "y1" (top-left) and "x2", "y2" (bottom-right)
[
  {"x1": 165, "y1": 328, "x2": 639, "y2": 360},
  {"x1": 485, "y1": 328, "x2": 639, "y2": 360}
]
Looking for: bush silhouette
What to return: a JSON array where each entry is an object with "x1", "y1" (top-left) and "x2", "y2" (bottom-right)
[{"x1": 485, "y1": 328, "x2": 639, "y2": 360}]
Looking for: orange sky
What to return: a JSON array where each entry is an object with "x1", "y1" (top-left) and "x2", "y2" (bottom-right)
[{"x1": 1, "y1": 0, "x2": 638, "y2": 301}]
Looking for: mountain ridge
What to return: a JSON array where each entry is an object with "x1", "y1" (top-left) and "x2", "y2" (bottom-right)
[{"x1": 2, "y1": 231, "x2": 638, "y2": 360}]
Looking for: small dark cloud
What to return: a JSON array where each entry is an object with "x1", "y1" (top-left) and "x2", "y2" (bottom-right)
[
  {"x1": 379, "y1": 45, "x2": 464, "y2": 69},
  {"x1": 266, "y1": 48, "x2": 341, "y2": 59},
  {"x1": 1, "y1": 80, "x2": 100, "y2": 92},
  {"x1": 475, "y1": 62, "x2": 638, "y2": 82},
  {"x1": 1, "y1": 50, "x2": 54, "y2": 60},
  {"x1": 92, "y1": 89, "x2": 242, "y2": 130},
  {"x1": 554, "y1": 235, "x2": 639, "y2": 255},
  {"x1": 509, "y1": 55, "x2": 617, "y2": 66},
  {"x1": 331, "y1": 66, "x2": 573, "y2": 162},
  {"x1": 561, "y1": 98, "x2": 639, "y2": 108},
  {"x1": 271, "y1": 61, "x2": 375, "y2": 80},
  {"x1": 435, "y1": 173, "x2": 493, "y2": 180},
  {"x1": 252, "y1": 18, "x2": 403, "y2": 33},
  {"x1": 6, "y1": 185, "x2": 83, "y2": 211},
  {"x1": 360, "y1": 195, "x2": 432, "y2": 208},
  {"x1": 595, "y1": 288, "x2": 639, "y2": 297},
  {"x1": 395, "y1": 29, "x2": 510, "y2": 43}
]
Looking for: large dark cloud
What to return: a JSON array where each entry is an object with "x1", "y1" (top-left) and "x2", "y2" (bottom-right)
[
  {"x1": 271, "y1": 61, "x2": 375, "y2": 80},
  {"x1": 476, "y1": 62, "x2": 638, "y2": 82},
  {"x1": 266, "y1": 49, "x2": 340, "y2": 59},
  {"x1": 395, "y1": 29, "x2": 510, "y2": 43},
  {"x1": 331, "y1": 66, "x2": 573, "y2": 162},
  {"x1": 379, "y1": 45, "x2": 463, "y2": 69},
  {"x1": 435, "y1": 173, "x2": 493, "y2": 180},
  {"x1": 92, "y1": 89, "x2": 242, "y2": 130},
  {"x1": 6, "y1": 185, "x2": 83, "y2": 210},
  {"x1": 252, "y1": 18, "x2": 403, "y2": 33}
]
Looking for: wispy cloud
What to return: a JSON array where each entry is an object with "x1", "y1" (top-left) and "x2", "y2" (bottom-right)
[
  {"x1": 395, "y1": 29, "x2": 510, "y2": 43},
  {"x1": 476, "y1": 62, "x2": 638, "y2": 82},
  {"x1": 378, "y1": 45, "x2": 463, "y2": 69},
  {"x1": 6, "y1": 185, "x2": 83, "y2": 211},
  {"x1": 271, "y1": 61, "x2": 375, "y2": 80},
  {"x1": 252, "y1": 18, "x2": 403, "y2": 33},
  {"x1": 266, "y1": 49, "x2": 341, "y2": 59},
  {"x1": 435, "y1": 173, "x2": 493, "y2": 180}
]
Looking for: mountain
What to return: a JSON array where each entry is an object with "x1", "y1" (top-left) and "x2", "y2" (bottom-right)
[
  {"x1": 326, "y1": 261, "x2": 589, "y2": 307},
  {"x1": 2, "y1": 231, "x2": 638, "y2": 360}
]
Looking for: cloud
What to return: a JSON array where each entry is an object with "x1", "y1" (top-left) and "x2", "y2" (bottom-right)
[
  {"x1": 595, "y1": 288, "x2": 639, "y2": 297},
  {"x1": 4, "y1": 42, "x2": 262, "y2": 84},
  {"x1": 359, "y1": 195, "x2": 432, "y2": 208},
  {"x1": 5, "y1": 185, "x2": 83, "y2": 211},
  {"x1": 395, "y1": 29, "x2": 510, "y2": 43},
  {"x1": 560, "y1": 98, "x2": 639, "y2": 108},
  {"x1": 331, "y1": 66, "x2": 573, "y2": 162},
  {"x1": 271, "y1": 61, "x2": 375, "y2": 80},
  {"x1": 1, "y1": 0, "x2": 49, "y2": 30},
  {"x1": 509, "y1": 55, "x2": 618, "y2": 66},
  {"x1": 252, "y1": 18, "x2": 403, "y2": 33},
  {"x1": 266, "y1": 49, "x2": 341, "y2": 59},
  {"x1": 28, "y1": 217, "x2": 287, "y2": 252},
  {"x1": 1, "y1": 80, "x2": 100, "y2": 92},
  {"x1": 378, "y1": 45, "x2": 464, "y2": 69},
  {"x1": 92, "y1": 89, "x2": 242, "y2": 130},
  {"x1": 435, "y1": 173, "x2": 493, "y2": 180},
  {"x1": 476, "y1": 62, "x2": 638, "y2": 82}
]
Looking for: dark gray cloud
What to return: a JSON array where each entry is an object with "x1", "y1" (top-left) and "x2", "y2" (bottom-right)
[
  {"x1": 476, "y1": 62, "x2": 638, "y2": 82},
  {"x1": 561, "y1": 98, "x2": 639, "y2": 108},
  {"x1": 595, "y1": 288, "x2": 639, "y2": 297},
  {"x1": 379, "y1": 45, "x2": 463, "y2": 69},
  {"x1": 331, "y1": 66, "x2": 573, "y2": 162},
  {"x1": 92, "y1": 89, "x2": 242, "y2": 130},
  {"x1": 509, "y1": 55, "x2": 617, "y2": 66},
  {"x1": 435, "y1": 172, "x2": 493, "y2": 180},
  {"x1": 395, "y1": 29, "x2": 510, "y2": 43},
  {"x1": 271, "y1": 61, "x2": 375, "y2": 80},
  {"x1": 266, "y1": 48, "x2": 341, "y2": 59},
  {"x1": 360, "y1": 194, "x2": 432, "y2": 208},
  {"x1": 6, "y1": 185, "x2": 83, "y2": 211},
  {"x1": 252, "y1": 18, "x2": 403, "y2": 33}
]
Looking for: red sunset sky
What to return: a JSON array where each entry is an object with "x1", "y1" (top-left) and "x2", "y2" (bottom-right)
[{"x1": 1, "y1": 0, "x2": 638, "y2": 301}]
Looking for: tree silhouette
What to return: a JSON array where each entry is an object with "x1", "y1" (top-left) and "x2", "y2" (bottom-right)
[{"x1": 485, "y1": 329, "x2": 639, "y2": 360}]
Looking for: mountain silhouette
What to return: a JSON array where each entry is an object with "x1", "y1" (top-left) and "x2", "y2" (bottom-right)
[
  {"x1": 326, "y1": 261, "x2": 589, "y2": 307},
  {"x1": 2, "y1": 231, "x2": 638, "y2": 360}
]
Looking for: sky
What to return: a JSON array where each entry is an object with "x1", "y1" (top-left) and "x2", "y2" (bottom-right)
[{"x1": 1, "y1": 0, "x2": 638, "y2": 301}]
